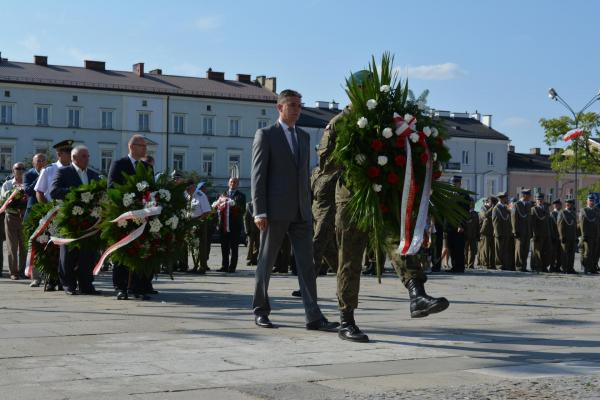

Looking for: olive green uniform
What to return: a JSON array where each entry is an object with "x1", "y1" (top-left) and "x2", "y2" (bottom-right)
[
  {"x1": 478, "y1": 206, "x2": 494, "y2": 267},
  {"x1": 530, "y1": 205, "x2": 552, "y2": 272},
  {"x1": 492, "y1": 203, "x2": 511, "y2": 269},
  {"x1": 463, "y1": 209, "x2": 479, "y2": 269},
  {"x1": 557, "y1": 208, "x2": 577, "y2": 273},
  {"x1": 322, "y1": 111, "x2": 425, "y2": 313},
  {"x1": 512, "y1": 200, "x2": 531, "y2": 271},
  {"x1": 580, "y1": 207, "x2": 599, "y2": 273},
  {"x1": 311, "y1": 164, "x2": 339, "y2": 274},
  {"x1": 549, "y1": 209, "x2": 562, "y2": 272},
  {"x1": 244, "y1": 202, "x2": 260, "y2": 265}
]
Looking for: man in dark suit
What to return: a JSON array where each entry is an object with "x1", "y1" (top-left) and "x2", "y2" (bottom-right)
[
  {"x1": 107, "y1": 134, "x2": 154, "y2": 300},
  {"x1": 50, "y1": 146, "x2": 100, "y2": 295},
  {"x1": 24, "y1": 153, "x2": 47, "y2": 287},
  {"x1": 445, "y1": 175, "x2": 468, "y2": 273},
  {"x1": 215, "y1": 177, "x2": 246, "y2": 273},
  {"x1": 251, "y1": 89, "x2": 338, "y2": 331}
]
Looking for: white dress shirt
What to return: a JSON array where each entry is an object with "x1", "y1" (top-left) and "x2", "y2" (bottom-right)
[
  {"x1": 190, "y1": 190, "x2": 212, "y2": 218},
  {"x1": 73, "y1": 163, "x2": 89, "y2": 185},
  {"x1": 34, "y1": 160, "x2": 67, "y2": 201},
  {"x1": 278, "y1": 119, "x2": 298, "y2": 155}
]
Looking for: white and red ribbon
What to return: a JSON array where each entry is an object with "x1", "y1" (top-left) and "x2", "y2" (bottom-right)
[
  {"x1": 213, "y1": 196, "x2": 233, "y2": 233},
  {"x1": 399, "y1": 136, "x2": 415, "y2": 254},
  {"x1": 0, "y1": 189, "x2": 21, "y2": 215},
  {"x1": 393, "y1": 113, "x2": 417, "y2": 137},
  {"x1": 91, "y1": 206, "x2": 162, "y2": 275},
  {"x1": 24, "y1": 205, "x2": 60, "y2": 278},
  {"x1": 563, "y1": 128, "x2": 584, "y2": 142},
  {"x1": 405, "y1": 147, "x2": 433, "y2": 254}
]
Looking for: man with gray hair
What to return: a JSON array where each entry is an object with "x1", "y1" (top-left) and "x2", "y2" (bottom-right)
[
  {"x1": 24, "y1": 152, "x2": 47, "y2": 287},
  {"x1": 50, "y1": 145, "x2": 101, "y2": 295},
  {"x1": 1, "y1": 162, "x2": 27, "y2": 279}
]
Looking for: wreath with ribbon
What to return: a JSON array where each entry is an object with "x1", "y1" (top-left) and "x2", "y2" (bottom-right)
[{"x1": 22, "y1": 201, "x2": 60, "y2": 281}]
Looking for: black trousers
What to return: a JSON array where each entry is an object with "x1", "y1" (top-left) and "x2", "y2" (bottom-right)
[
  {"x1": 447, "y1": 230, "x2": 466, "y2": 272},
  {"x1": 59, "y1": 245, "x2": 96, "y2": 292},
  {"x1": 112, "y1": 263, "x2": 153, "y2": 293},
  {"x1": 220, "y1": 229, "x2": 240, "y2": 272}
]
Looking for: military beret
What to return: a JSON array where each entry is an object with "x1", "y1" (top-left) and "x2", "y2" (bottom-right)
[
  {"x1": 53, "y1": 139, "x2": 74, "y2": 151},
  {"x1": 536, "y1": 193, "x2": 545, "y2": 200}
]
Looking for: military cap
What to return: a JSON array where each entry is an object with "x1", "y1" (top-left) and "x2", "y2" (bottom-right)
[
  {"x1": 587, "y1": 193, "x2": 595, "y2": 200},
  {"x1": 566, "y1": 199, "x2": 575, "y2": 204},
  {"x1": 53, "y1": 139, "x2": 74, "y2": 151},
  {"x1": 452, "y1": 175, "x2": 462, "y2": 182},
  {"x1": 496, "y1": 191, "x2": 507, "y2": 198},
  {"x1": 170, "y1": 170, "x2": 183, "y2": 179},
  {"x1": 196, "y1": 181, "x2": 206, "y2": 191},
  {"x1": 536, "y1": 192, "x2": 545, "y2": 200},
  {"x1": 520, "y1": 188, "x2": 531, "y2": 195},
  {"x1": 552, "y1": 199, "x2": 562, "y2": 205}
]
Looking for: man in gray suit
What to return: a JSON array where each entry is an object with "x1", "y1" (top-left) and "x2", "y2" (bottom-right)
[{"x1": 251, "y1": 89, "x2": 338, "y2": 331}]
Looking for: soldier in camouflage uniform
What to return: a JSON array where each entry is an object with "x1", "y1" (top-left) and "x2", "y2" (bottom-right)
[
  {"x1": 580, "y1": 194, "x2": 599, "y2": 274},
  {"x1": 322, "y1": 99, "x2": 448, "y2": 343},
  {"x1": 311, "y1": 163, "x2": 339, "y2": 275},
  {"x1": 492, "y1": 192, "x2": 512, "y2": 270},
  {"x1": 557, "y1": 198, "x2": 578, "y2": 274},
  {"x1": 463, "y1": 200, "x2": 479, "y2": 269},
  {"x1": 549, "y1": 199, "x2": 563, "y2": 272},
  {"x1": 530, "y1": 193, "x2": 552, "y2": 272},
  {"x1": 512, "y1": 189, "x2": 532, "y2": 272},
  {"x1": 478, "y1": 197, "x2": 497, "y2": 268}
]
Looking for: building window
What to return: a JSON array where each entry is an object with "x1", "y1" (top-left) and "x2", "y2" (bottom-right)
[
  {"x1": 0, "y1": 145, "x2": 13, "y2": 172},
  {"x1": 257, "y1": 119, "x2": 269, "y2": 129},
  {"x1": 4, "y1": 91, "x2": 10, "y2": 97},
  {"x1": 228, "y1": 153, "x2": 241, "y2": 176},
  {"x1": 101, "y1": 110, "x2": 113, "y2": 130},
  {"x1": 173, "y1": 114, "x2": 185, "y2": 134},
  {"x1": 172, "y1": 152, "x2": 185, "y2": 171},
  {"x1": 72, "y1": 95, "x2": 78, "y2": 102},
  {"x1": 462, "y1": 150, "x2": 469, "y2": 165},
  {"x1": 100, "y1": 149, "x2": 114, "y2": 174},
  {"x1": 229, "y1": 118, "x2": 240, "y2": 137},
  {"x1": 138, "y1": 112, "x2": 150, "y2": 132},
  {"x1": 548, "y1": 187, "x2": 555, "y2": 202},
  {"x1": 202, "y1": 116, "x2": 214, "y2": 135},
  {"x1": 486, "y1": 178, "x2": 496, "y2": 196},
  {"x1": 487, "y1": 151, "x2": 494, "y2": 166},
  {"x1": 0, "y1": 104, "x2": 13, "y2": 124},
  {"x1": 68, "y1": 108, "x2": 81, "y2": 128},
  {"x1": 36, "y1": 105, "x2": 49, "y2": 126},
  {"x1": 567, "y1": 188, "x2": 574, "y2": 200},
  {"x1": 201, "y1": 151, "x2": 214, "y2": 177}
]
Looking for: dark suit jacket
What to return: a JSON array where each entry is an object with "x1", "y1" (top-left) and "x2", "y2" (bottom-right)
[
  {"x1": 23, "y1": 167, "x2": 40, "y2": 210},
  {"x1": 251, "y1": 122, "x2": 311, "y2": 222},
  {"x1": 107, "y1": 156, "x2": 152, "y2": 188},
  {"x1": 50, "y1": 165, "x2": 100, "y2": 200},
  {"x1": 222, "y1": 189, "x2": 246, "y2": 233}
]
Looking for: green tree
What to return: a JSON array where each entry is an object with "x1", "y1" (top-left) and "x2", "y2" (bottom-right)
[{"x1": 539, "y1": 111, "x2": 600, "y2": 174}]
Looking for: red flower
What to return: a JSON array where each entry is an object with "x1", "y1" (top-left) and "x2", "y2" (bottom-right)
[
  {"x1": 143, "y1": 191, "x2": 152, "y2": 203},
  {"x1": 371, "y1": 139, "x2": 384, "y2": 152},
  {"x1": 437, "y1": 137, "x2": 444, "y2": 147},
  {"x1": 367, "y1": 166, "x2": 381, "y2": 178},
  {"x1": 420, "y1": 153, "x2": 429, "y2": 165},
  {"x1": 394, "y1": 154, "x2": 407, "y2": 167},
  {"x1": 433, "y1": 170, "x2": 442, "y2": 180},
  {"x1": 380, "y1": 203, "x2": 390, "y2": 214},
  {"x1": 418, "y1": 132, "x2": 427, "y2": 147},
  {"x1": 395, "y1": 136, "x2": 406, "y2": 148},
  {"x1": 387, "y1": 172, "x2": 399, "y2": 185}
]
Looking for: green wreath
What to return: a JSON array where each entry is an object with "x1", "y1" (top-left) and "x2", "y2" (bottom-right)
[{"x1": 22, "y1": 201, "x2": 60, "y2": 281}]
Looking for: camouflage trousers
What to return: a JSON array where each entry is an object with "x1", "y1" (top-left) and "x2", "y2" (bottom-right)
[
  {"x1": 313, "y1": 209, "x2": 338, "y2": 273},
  {"x1": 335, "y1": 202, "x2": 426, "y2": 312}
]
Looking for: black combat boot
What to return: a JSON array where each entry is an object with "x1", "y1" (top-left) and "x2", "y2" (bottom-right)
[
  {"x1": 338, "y1": 310, "x2": 369, "y2": 343},
  {"x1": 406, "y1": 279, "x2": 450, "y2": 318}
]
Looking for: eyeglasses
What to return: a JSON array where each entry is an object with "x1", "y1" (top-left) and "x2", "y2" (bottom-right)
[{"x1": 14, "y1": 167, "x2": 25, "y2": 171}]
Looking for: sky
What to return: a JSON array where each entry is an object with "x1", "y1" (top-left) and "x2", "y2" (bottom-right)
[{"x1": 2, "y1": 0, "x2": 599, "y2": 153}]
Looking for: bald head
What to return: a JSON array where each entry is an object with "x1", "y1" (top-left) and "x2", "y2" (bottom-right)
[{"x1": 128, "y1": 134, "x2": 147, "y2": 160}]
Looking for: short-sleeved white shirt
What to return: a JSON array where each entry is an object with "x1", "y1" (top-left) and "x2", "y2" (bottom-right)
[{"x1": 34, "y1": 160, "x2": 67, "y2": 201}]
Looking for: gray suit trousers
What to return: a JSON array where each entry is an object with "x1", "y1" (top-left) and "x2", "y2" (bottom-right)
[{"x1": 253, "y1": 217, "x2": 323, "y2": 323}]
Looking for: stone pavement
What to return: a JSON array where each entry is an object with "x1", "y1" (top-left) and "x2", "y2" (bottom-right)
[{"x1": 1, "y1": 245, "x2": 599, "y2": 399}]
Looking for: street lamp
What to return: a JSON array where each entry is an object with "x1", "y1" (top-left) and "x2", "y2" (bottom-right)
[{"x1": 548, "y1": 88, "x2": 600, "y2": 202}]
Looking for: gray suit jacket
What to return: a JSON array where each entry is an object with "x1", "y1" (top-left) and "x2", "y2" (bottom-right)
[{"x1": 251, "y1": 122, "x2": 312, "y2": 222}]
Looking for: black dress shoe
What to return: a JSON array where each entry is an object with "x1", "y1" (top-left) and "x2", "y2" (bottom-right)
[
  {"x1": 46, "y1": 285, "x2": 57, "y2": 292},
  {"x1": 133, "y1": 293, "x2": 151, "y2": 300},
  {"x1": 80, "y1": 289, "x2": 102, "y2": 295},
  {"x1": 306, "y1": 318, "x2": 340, "y2": 332},
  {"x1": 255, "y1": 315, "x2": 274, "y2": 328},
  {"x1": 338, "y1": 322, "x2": 369, "y2": 343},
  {"x1": 148, "y1": 289, "x2": 159, "y2": 294},
  {"x1": 291, "y1": 290, "x2": 302, "y2": 297},
  {"x1": 217, "y1": 267, "x2": 228, "y2": 272},
  {"x1": 64, "y1": 289, "x2": 77, "y2": 295},
  {"x1": 116, "y1": 290, "x2": 128, "y2": 300}
]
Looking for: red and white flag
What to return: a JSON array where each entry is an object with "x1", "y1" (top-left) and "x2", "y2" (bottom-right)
[{"x1": 563, "y1": 128, "x2": 584, "y2": 142}]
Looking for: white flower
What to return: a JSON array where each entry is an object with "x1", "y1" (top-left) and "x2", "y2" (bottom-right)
[
  {"x1": 423, "y1": 126, "x2": 432, "y2": 137},
  {"x1": 355, "y1": 154, "x2": 366, "y2": 165},
  {"x1": 80, "y1": 192, "x2": 93, "y2": 204},
  {"x1": 380, "y1": 85, "x2": 391, "y2": 93},
  {"x1": 136, "y1": 181, "x2": 149, "y2": 192},
  {"x1": 72, "y1": 206, "x2": 84, "y2": 216},
  {"x1": 433, "y1": 153, "x2": 438, "y2": 161},
  {"x1": 123, "y1": 193, "x2": 136, "y2": 208},
  {"x1": 117, "y1": 219, "x2": 128, "y2": 228},
  {"x1": 417, "y1": 101, "x2": 426, "y2": 110},
  {"x1": 366, "y1": 99, "x2": 377, "y2": 110},
  {"x1": 158, "y1": 189, "x2": 171, "y2": 202},
  {"x1": 377, "y1": 156, "x2": 388, "y2": 166},
  {"x1": 90, "y1": 207, "x2": 102, "y2": 219},
  {"x1": 382, "y1": 127, "x2": 393, "y2": 139},
  {"x1": 36, "y1": 234, "x2": 49, "y2": 244},
  {"x1": 149, "y1": 218, "x2": 163, "y2": 233},
  {"x1": 133, "y1": 217, "x2": 145, "y2": 226},
  {"x1": 372, "y1": 184, "x2": 382, "y2": 192},
  {"x1": 410, "y1": 132, "x2": 420, "y2": 143},
  {"x1": 48, "y1": 221, "x2": 59, "y2": 236},
  {"x1": 165, "y1": 215, "x2": 179, "y2": 229},
  {"x1": 431, "y1": 127, "x2": 439, "y2": 138},
  {"x1": 357, "y1": 117, "x2": 368, "y2": 128}
]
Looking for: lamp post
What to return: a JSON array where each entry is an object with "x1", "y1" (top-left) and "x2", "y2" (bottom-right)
[{"x1": 548, "y1": 88, "x2": 600, "y2": 203}]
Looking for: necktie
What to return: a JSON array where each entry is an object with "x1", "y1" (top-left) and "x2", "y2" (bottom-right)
[{"x1": 289, "y1": 127, "x2": 299, "y2": 163}]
